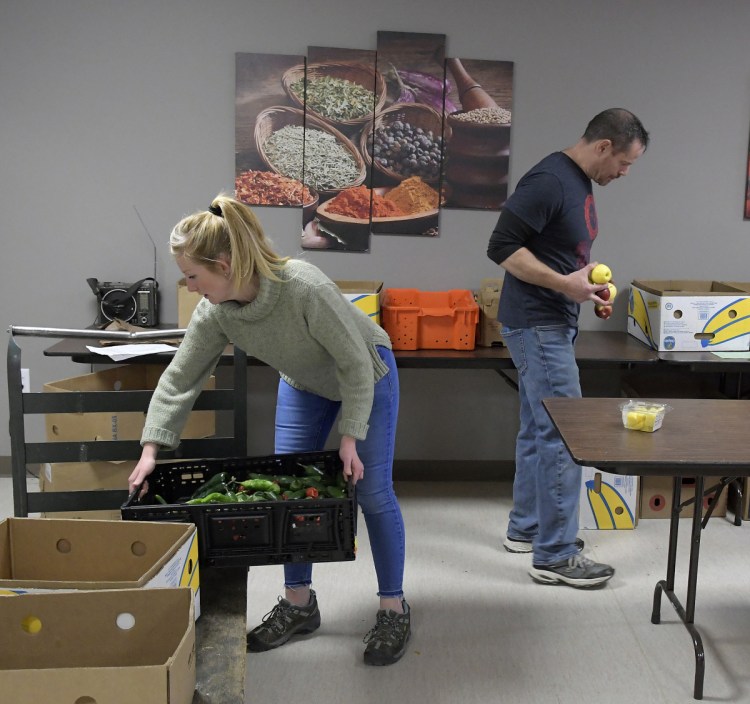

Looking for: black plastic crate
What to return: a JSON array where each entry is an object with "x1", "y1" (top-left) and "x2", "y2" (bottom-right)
[{"x1": 121, "y1": 450, "x2": 356, "y2": 568}]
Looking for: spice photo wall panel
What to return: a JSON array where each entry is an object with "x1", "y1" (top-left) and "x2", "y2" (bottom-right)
[
  {"x1": 300, "y1": 46, "x2": 379, "y2": 253},
  {"x1": 370, "y1": 31, "x2": 448, "y2": 237},
  {"x1": 235, "y1": 53, "x2": 314, "y2": 207},
  {"x1": 442, "y1": 58, "x2": 514, "y2": 211}
]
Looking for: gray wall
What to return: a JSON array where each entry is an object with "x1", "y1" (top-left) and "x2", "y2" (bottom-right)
[{"x1": 3, "y1": 0, "x2": 749, "y2": 462}]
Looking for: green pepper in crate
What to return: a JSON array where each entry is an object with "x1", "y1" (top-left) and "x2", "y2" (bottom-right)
[
  {"x1": 239, "y1": 478, "x2": 281, "y2": 494},
  {"x1": 248, "y1": 490, "x2": 279, "y2": 502},
  {"x1": 187, "y1": 491, "x2": 237, "y2": 505},
  {"x1": 190, "y1": 472, "x2": 230, "y2": 499},
  {"x1": 271, "y1": 475, "x2": 295, "y2": 488},
  {"x1": 281, "y1": 489, "x2": 306, "y2": 500},
  {"x1": 326, "y1": 486, "x2": 345, "y2": 499},
  {"x1": 299, "y1": 463, "x2": 325, "y2": 477}
]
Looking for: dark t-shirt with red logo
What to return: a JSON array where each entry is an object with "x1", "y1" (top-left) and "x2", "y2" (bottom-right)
[{"x1": 492, "y1": 151, "x2": 596, "y2": 328}]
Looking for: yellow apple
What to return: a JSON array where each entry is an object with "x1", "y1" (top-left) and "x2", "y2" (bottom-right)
[
  {"x1": 607, "y1": 282, "x2": 617, "y2": 302},
  {"x1": 589, "y1": 264, "x2": 612, "y2": 284}
]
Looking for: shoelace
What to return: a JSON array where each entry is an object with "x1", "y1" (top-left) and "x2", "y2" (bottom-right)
[
  {"x1": 566, "y1": 554, "x2": 593, "y2": 569},
  {"x1": 363, "y1": 611, "x2": 403, "y2": 646},
  {"x1": 260, "y1": 598, "x2": 297, "y2": 634}
]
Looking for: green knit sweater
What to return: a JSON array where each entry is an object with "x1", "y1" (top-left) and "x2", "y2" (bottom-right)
[{"x1": 142, "y1": 259, "x2": 392, "y2": 450}]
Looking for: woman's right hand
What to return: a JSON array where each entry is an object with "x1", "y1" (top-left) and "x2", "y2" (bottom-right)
[{"x1": 128, "y1": 442, "x2": 159, "y2": 496}]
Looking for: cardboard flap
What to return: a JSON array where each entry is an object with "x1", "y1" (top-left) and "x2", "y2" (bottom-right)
[
  {"x1": 1, "y1": 518, "x2": 193, "y2": 586},
  {"x1": 631, "y1": 279, "x2": 746, "y2": 296}
]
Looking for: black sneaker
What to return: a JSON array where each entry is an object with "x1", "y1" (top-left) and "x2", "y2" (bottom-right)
[
  {"x1": 246, "y1": 590, "x2": 321, "y2": 652},
  {"x1": 363, "y1": 600, "x2": 411, "y2": 666},
  {"x1": 503, "y1": 537, "x2": 585, "y2": 554},
  {"x1": 529, "y1": 555, "x2": 614, "y2": 588}
]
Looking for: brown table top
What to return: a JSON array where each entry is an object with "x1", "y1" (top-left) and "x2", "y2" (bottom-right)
[
  {"x1": 658, "y1": 349, "x2": 750, "y2": 372},
  {"x1": 44, "y1": 330, "x2": 659, "y2": 369},
  {"x1": 544, "y1": 397, "x2": 750, "y2": 475}
]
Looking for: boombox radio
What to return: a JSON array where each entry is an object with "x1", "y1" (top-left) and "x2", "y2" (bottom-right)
[{"x1": 87, "y1": 277, "x2": 159, "y2": 327}]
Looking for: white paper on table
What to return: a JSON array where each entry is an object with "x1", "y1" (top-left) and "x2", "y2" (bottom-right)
[{"x1": 86, "y1": 344, "x2": 178, "y2": 361}]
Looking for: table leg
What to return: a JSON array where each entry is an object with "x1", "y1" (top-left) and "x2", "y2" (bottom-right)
[
  {"x1": 193, "y1": 566, "x2": 248, "y2": 704},
  {"x1": 651, "y1": 476, "x2": 682, "y2": 625},
  {"x1": 651, "y1": 476, "x2": 707, "y2": 700}
]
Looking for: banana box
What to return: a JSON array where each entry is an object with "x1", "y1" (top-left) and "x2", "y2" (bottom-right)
[
  {"x1": 0, "y1": 518, "x2": 200, "y2": 619},
  {"x1": 640, "y1": 476, "x2": 727, "y2": 519},
  {"x1": 335, "y1": 280, "x2": 384, "y2": 326},
  {"x1": 628, "y1": 280, "x2": 750, "y2": 351},
  {"x1": 579, "y1": 467, "x2": 639, "y2": 530}
]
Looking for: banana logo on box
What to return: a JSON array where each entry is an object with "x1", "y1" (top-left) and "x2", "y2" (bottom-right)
[
  {"x1": 585, "y1": 479, "x2": 635, "y2": 529},
  {"x1": 628, "y1": 287, "x2": 655, "y2": 347},
  {"x1": 0, "y1": 589, "x2": 22, "y2": 597},
  {"x1": 179, "y1": 531, "x2": 200, "y2": 593},
  {"x1": 700, "y1": 298, "x2": 750, "y2": 347}
]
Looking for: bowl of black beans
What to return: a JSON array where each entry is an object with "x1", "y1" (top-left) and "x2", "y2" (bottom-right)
[{"x1": 361, "y1": 103, "x2": 451, "y2": 186}]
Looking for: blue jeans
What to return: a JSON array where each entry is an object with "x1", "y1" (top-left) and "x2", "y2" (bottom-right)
[
  {"x1": 502, "y1": 325, "x2": 582, "y2": 565},
  {"x1": 275, "y1": 346, "x2": 405, "y2": 598}
]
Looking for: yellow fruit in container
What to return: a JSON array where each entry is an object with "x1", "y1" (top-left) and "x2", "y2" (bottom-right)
[{"x1": 626, "y1": 411, "x2": 644, "y2": 430}]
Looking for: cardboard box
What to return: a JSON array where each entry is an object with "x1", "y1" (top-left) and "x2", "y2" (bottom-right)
[
  {"x1": 727, "y1": 477, "x2": 750, "y2": 521},
  {"x1": 38, "y1": 462, "x2": 135, "y2": 519},
  {"x1": 44, "y1": 364, "x2": 216, "y2": 443},
  {"x1": 579, "y1": 467, "x2": 638, "y2": 529},
  {"x1": 0, "y1": 587, "x2": 196, "y2": 704},
  {"x1": 640, "y1": 476, "x2": 727, "y2": 518},
  {"x1": 476, "y1": 278, "x2": 504, "y2": 347},
  {"x1": 335, "y1": 280, "x2": 384, "y2": 326},
  {"x1": 177, "y1": 277, "x2": 204, "y2": 328},
  {"x1": 0, "y1": 518, "x2": 201, "y2": 618},
  {"x1": 627, "y1": 280, "x2": 750, "y2": 351}
]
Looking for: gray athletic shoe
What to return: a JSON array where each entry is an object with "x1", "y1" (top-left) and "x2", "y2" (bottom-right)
[
  {"x1": 503, "y1": 536, "x2": 585, "y2": 554},
  {"x1": 363, "y1": 600, "x2": 411, "y2": 666},
  {"x1": 246, "y1": 590, "x2": 321, "y2": 652},
  {"x1": 529, "y1": 555, "x2": 614, "y2": 588}
]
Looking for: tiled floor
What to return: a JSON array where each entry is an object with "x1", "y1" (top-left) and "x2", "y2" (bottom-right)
[{"x1": 4, "y1": 475, "x2": 750, "y2": 703}]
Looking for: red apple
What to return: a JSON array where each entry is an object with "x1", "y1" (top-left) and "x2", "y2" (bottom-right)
[
  {"x1": 595, "y1": 304, "x2": 612, "y2": 319},
  {"x1": 598, "y1": 286, "x2": 611, "y2": 302}
]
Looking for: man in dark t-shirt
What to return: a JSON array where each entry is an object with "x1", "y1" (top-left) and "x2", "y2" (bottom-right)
[{"x1": 487, "y1": 108, "x2": 649, "y2": 588}]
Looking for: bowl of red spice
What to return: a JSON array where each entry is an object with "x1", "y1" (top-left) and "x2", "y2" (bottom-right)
[{"x1": 315, "y1": 181, "x2": 440, "y2": 238}]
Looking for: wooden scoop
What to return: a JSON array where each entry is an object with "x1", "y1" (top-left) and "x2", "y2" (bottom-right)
[{"x1": 446, "y1": 58, "x2": 499, "y2": 112}]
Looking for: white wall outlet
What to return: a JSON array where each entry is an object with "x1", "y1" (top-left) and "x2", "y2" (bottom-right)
[{"x1": 21, "y1": 368, "x2": 30, "y2": 392}]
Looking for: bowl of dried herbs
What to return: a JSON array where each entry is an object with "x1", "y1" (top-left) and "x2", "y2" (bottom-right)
[
  {"x1": 282, "y1": 62, "x2": 386, "y2": 132},
  {"x1": 255, "y1": 106, "x2": 366, "y2": 197}
]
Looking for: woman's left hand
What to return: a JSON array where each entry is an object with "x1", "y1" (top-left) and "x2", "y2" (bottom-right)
[{"x1": 340, "y1": 435, "x2": 364, "y2": 485}]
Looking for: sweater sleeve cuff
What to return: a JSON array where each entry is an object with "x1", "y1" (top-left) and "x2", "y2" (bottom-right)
[
  {"x1": 141, "y1": 427, "x2": 179, "y2": 451},
  {"x1": 338, "y1": 418, "x2": 369, "y2": 441}
]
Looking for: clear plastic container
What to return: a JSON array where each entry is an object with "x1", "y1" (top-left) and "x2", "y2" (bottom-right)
[{"x1": 620, "y1": 400, "x2": 671, "y2": 432}]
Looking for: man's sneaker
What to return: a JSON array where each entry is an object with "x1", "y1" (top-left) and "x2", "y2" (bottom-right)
[
  {"x1": 529, "y1": 555, "x2": 614, "y2": 588},
  {"x1": 503, "y1": 536, "x2": 585, "y2": 554},
  {"x1": 246, "y1": 590, "x2": 321, "y2": 652},
  {"x1": 363, "y1": 600, "x2": 411, "y2": 666}
]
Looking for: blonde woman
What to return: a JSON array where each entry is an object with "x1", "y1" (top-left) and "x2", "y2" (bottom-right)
[{"x1": 129, "y1": 194, "x2": 410, "y2": 665}]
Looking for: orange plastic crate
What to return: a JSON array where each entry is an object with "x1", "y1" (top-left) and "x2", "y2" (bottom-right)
[{"x1": 382, "y1": 288, "x2": 479, "y2": 350}]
